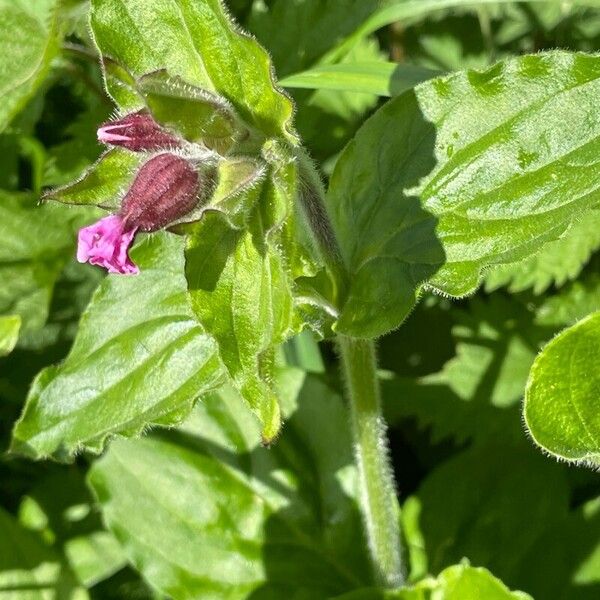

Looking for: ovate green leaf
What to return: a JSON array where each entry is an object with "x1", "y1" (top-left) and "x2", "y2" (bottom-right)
[
  {"x1": 524, "y1": 311, "x2": 600, "y2": 466},
  {"x1": 88, "y1": 372, "x2": 371, "y2": 599},
  {"x1": 10, "y1": 234, "x2": 224, "y2": 461},
  {"x1": 327, "y1": 51, "x2": 600, "y2": 337},
  {"x1": 90, "y1": 0, "x2": 295, "y2": 139},
  {"x1": 0, "y1": 0, "x2": 60, "y2": 131}
]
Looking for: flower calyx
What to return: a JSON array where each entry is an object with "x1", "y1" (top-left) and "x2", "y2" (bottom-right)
[
  {"x1": 97, "y1": 111, "x2": 181, "y2": 151},
  {"x1": 77, "y1": 153, "x2": 201, "y2": 275}
]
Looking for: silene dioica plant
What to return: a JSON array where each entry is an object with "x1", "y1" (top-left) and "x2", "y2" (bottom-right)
[{"x1": 1, "y1": 0, "x2": 600, "y2": 598}]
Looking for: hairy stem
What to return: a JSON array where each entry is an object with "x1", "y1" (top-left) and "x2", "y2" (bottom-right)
[
  {"x1": 338, "y1": 336, "x2": 405, "y2": 588},
  {"x1": 296, "y1": 148, "x2": 349, "y2": 302},
  {"x1": 295, "y1": 152, "x2": 405, "y2": 585}
]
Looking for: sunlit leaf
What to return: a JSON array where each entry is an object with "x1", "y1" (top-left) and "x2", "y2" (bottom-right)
[
  {"x1": 0, "y1": 316, "x2": 21, "y2": 357},
  {"x1": 10, "y1": 234, "x2": 224, "y2": 461},
  {"x1": 485, "y1": 210, "x2": 600, "y2": 294},
  {"x1": 185, "y1": 158, "x2": 299, "y2": 442},
  {"x1": 328, "y1": 51, "x2": 600, "y2": 336},
  {"x1": 280, "y1": 62, "x2": 438, "y2": 97},
  {"x1": 90, "y1": 0, "x2": 295, "y2": 139},
  {"x1": 524, "y1": 310, "x2": 600, "y2": 466}
]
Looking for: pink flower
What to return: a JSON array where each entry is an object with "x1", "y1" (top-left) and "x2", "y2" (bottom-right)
[
  {"x1": 76, "y1": 154, "x2": 200, "y2": 275},
  {"x1": 77, "y1": 215, "x2": 139, "y2": 275}
]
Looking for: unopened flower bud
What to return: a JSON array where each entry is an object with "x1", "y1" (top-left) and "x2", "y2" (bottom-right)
[
  {"x1": 97, "y1": 111, "x2": 180, "y2": 151},
  {"x1": 120, "y1": 153, "x2": 200, "y2": 232},
  {"x1": 77, "y1": 153, "x2": 201, "y2": 275}
]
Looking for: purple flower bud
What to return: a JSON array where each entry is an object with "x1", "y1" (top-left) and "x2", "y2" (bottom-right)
[
  {"x1": 97, "y1": 111, "x2": 180, "y2": 151},
  {"x1": 76, "y1": 154, "x2": 200, "y2": 275},
  {"x1": 120, "y1": 153, "x2": 200, "y2": 232},
  {"x1": 77, "y1": 215, "x2": 139, "y2": 275}
]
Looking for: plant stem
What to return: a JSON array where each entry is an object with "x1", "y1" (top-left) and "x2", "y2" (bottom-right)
[
  {"x1": 338, "y1": 335, "x2": 405, "y2": 588},
  {"x1": 295, "y1": 151, "x2": 405, "y2": 585}
]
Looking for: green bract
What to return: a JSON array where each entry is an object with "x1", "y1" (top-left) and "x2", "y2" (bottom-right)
[
  {"x1": 524, "y1": 311, "x2": 600, "y2": 466},
  {"x1": 328, "y1": 51, "x2": 600, "y2": 337}
]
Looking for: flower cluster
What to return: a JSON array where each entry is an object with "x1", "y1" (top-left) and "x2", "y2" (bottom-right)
[{"x1": 77, "y1": 112, "x2": 201, "y2": 275}]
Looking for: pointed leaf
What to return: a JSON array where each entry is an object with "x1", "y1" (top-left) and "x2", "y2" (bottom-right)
[
  {"x1": 45, "y1": 149, "x2": 144, "y2": 210},
  {"x1": 327, "y1": 52, "x2": 600, "y2": 337},
  {"x1": 90, "y1": 0, "x2": 295, "y2": 139},
  {"x1": 11, "y1": 234, "x2": 224, "y2": 461},
  {"x1": 280, "y1": 62, "x2": 438, "y2": 97},
  {"x1": 137, "y1": 70, "x2": 239, "y2": 149},
  {"x1": 485, "y1": 209, "x2": 600, "y2": 294},
  {"x1": 185, "y1": 160, "x2": 298, "y2": 441}
]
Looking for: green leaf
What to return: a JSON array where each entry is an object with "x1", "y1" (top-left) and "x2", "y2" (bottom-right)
[
  {"x1": 514, "y1": 498, "x2": 600, "y2": 600},
  {"x1": 0, "y1": 193, "x2": 91, "y2": 337},
  {"x1": 323, "y1": 0, "x2": 598, "y2": 63},
  {"x1": 0, "y1": 506, "x2": 86, "y2": 599},
  {"x1": 10, "y1": 233, "x2": 224, "y2": 461},
  {"x1": 185, "y1": 158, "x2": 299, "y2": 442},
  {"x1": 90, "y1": 0, "x2": 295, "y2": 140},
  {"x1": 280, "y1": 62, "x2": 439, "y2": 97},
  {"x1": 327, "y1": 51, "x2": 600, "y2": 337},
  {"x1": 485, "y1": 209, "x2": 600, "y2": 294},
  {"x1": 401, "y1": 444, "x2": 569, "y2": 587},
  {"x1": 293, "y1": 36, "x2": 386, "y2": 165},
  {"x1": 45, "y1": 149, "x2": 144, "y2": 211},
  {"x1": 137, "y1": 70, "x2": 239, "y2": 148},
  {"x1": 524, "y1": 310, "x2": 600, "y2": 466},
  {"x1": 88, "y1": 371, "x2": 372, "y2": 598},
  {"x1": 383, "y1": 295, "x2": 549, "y2": 445},
  {"x1": 0, "y1": 316, "x2": 21, "y2": 357},
  {"x1": 247, "y1": 0, "x2": 382, "y2": 77},
  {"x1": 18, "y1": 470, "x2": 126, "y2": 587},
  {"x1": 332, "y1": 564, "x2": 532, "y2": 599},
  {"x1": 0, "y1": 0, "x2": 60, "y2": 131},
  {"x1": 536, "y1": 271, "x2": 600, "y2": 328}
]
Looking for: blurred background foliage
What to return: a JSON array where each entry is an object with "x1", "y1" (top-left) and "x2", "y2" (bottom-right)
[{"x1": 1, "y1": 1, "x2": 599, "y2": 598}]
